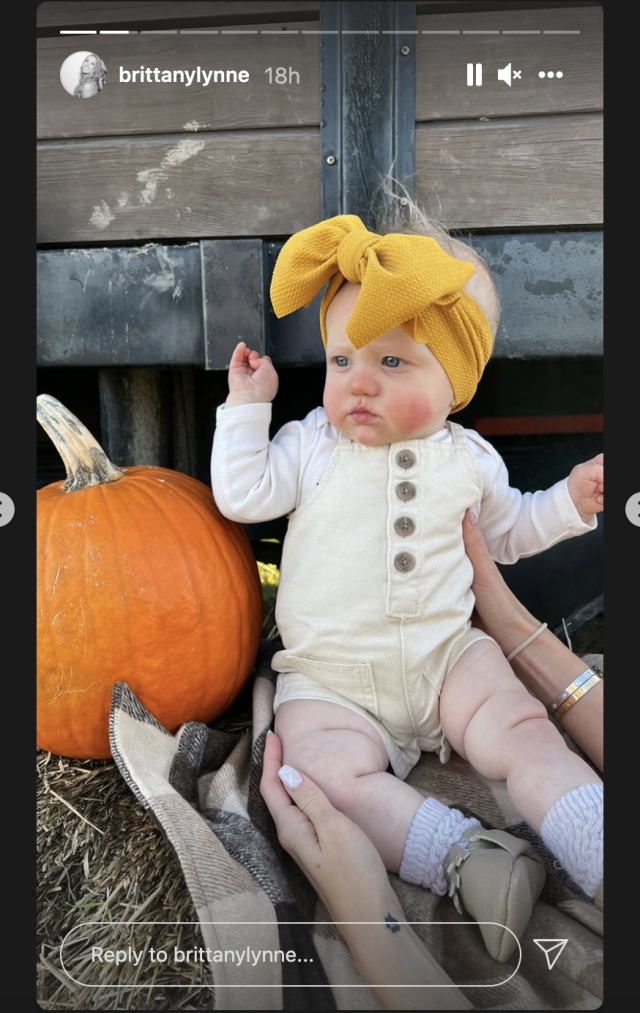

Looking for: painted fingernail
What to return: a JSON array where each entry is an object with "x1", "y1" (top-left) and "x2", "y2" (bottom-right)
[
  {"x1": 278, "y1": 765, "x2": 302, "y2": 789},
  {"x1": 469, "y1": 504, "x2": 479, "y2": 524}
]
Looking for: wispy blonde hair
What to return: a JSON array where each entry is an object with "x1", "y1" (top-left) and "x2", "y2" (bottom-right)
[{"x1": 368, "y1": 171, "x2": 501, "y2": 339}]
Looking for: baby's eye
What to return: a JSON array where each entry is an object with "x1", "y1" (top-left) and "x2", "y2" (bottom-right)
[
  {"x1": 383, "y1": 356, "x2": 402, "y2": 368},
  {"x1": 333, "y1": 356, "x2": 350, "y2": 367}
]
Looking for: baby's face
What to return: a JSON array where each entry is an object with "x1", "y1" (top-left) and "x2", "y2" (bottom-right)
[{"x1": 323, "y1": 283, "x2": 455, "y2": 446}]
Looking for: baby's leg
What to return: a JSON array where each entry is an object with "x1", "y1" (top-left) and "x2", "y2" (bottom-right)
[
  {"x1": 275, "y1": 696, "x2": 544, "y2": 963},
  {"x1": 440, "y1": 639, "x2": 603, "y2": 897},
  {"x1": 275, "y1": 699, "x2": 426, "y2": 871}
]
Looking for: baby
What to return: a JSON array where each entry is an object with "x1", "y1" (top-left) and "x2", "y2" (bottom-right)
[{"x1": 211, "y1": 213, "x2": 603, "y2": 962}]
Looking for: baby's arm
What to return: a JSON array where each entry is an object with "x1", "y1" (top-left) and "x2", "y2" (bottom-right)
[
  {"x1": 470, "y1": 434, "x2": 602, "y2": 564},
  {"x1": 211, "y1": 342, "x2": 304, "y2": 523},
  {"x1": 225, "y1": 340, "x2": 279, "y2": 409}
]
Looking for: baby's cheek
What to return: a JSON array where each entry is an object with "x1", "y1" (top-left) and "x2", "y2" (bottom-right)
[
  {"x1": 391, "y1": 395, "x2": 433, "y2": 434},
  {"x1": 323, "y1": 386, "x2": 342, "y2": 427}
]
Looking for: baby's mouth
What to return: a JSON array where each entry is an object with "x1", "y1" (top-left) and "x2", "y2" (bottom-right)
[{"x1": 349, "y1": 407, "x2": 378, "y2": 422}]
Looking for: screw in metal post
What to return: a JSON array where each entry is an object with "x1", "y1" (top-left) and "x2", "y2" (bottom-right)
[
  {"x1": 326, "y1": 155, "x2": 336, "y2": 166},
  {"x1": 400, "y1": 46, "x2": 410, "y2": 56}
]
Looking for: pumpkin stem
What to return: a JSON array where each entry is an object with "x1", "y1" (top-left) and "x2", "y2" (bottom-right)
[{"x1": 37, "y1": 394, "x2": 125, "y2": 493}]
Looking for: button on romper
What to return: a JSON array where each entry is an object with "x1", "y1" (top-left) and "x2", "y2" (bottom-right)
[{"x1": 272, "y1": 421, "x2": 494, "y2": 780}]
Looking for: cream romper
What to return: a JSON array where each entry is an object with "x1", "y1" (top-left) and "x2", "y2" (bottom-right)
[{"x1": 272, "y1": 422, "x2": 495, "y2": 780}]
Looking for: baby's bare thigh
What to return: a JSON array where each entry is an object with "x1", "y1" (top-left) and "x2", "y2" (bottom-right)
[
  {"x1": 439, "y1": 639, "x2": 547, "y2": 762},
  {"x1": 274, "y1": 700, "x2": 389, "y2": 798}
]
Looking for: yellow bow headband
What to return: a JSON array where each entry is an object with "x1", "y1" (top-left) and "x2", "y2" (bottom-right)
[{"x1": 270, "y1": 214, "x2": 494, "y2": 411}]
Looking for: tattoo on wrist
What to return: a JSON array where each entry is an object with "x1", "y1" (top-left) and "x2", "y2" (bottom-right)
[{"x1": 384, "y1": 913, "x2": 400, "y2": 933}]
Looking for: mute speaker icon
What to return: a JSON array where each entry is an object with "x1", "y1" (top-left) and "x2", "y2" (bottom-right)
[{"x1": 498, "y1": 63, "x2": 513, "y2": 86}]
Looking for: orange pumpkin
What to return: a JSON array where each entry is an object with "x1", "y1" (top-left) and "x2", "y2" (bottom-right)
[{"x1": 37, "y1": 395, "x2": 263, "y2": 759}]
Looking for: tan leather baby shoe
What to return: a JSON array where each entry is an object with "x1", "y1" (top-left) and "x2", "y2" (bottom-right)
[{"x1": 444, "y1": 827, "x2": 546, "y2": 963}]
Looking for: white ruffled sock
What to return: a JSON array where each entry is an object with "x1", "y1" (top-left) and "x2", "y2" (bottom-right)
[
  {"x1": 398, "y1": 797, "x2": 480, "y2": 895},
  {"x1": 540, "y1": 784, "x2": 603, "y2": 897}
]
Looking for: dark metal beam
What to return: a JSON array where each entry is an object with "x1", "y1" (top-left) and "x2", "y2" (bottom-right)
[
  {"x1": 202, "y1": 240, "x2": 268, "y2": 370},
  {"x1": 320, "y1": 1, "x2": 416, "y2": 223},
  {"x1": 37, "y1": 232, "x2": 603, "y2": 368},
  {"x1": 97, "y1": 369, "x2": 198, "y2": 473}
]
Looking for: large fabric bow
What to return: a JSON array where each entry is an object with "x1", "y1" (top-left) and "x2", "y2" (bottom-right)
[{"x1": 270, "y1": 214, "x2": 494, "y2": 411}]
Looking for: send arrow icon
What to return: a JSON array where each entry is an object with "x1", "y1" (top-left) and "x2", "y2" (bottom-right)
[{"x1": 534, "y1": 939, "x2": 569, "y2": 970}]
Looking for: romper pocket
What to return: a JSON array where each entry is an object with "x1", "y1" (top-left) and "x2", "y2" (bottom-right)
[{"x1": 281, "y1": 654, "x2": 381, "y2": 721}]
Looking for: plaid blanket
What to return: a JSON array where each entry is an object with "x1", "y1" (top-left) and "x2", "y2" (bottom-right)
[{"x1": 110, "y1": 639, "x2": 603, "y2": 1010}]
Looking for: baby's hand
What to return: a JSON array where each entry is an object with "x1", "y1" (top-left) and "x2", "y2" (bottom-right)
[
  {"x1": 567, "y1": 453, "x2": 603, "y2": 523},
  {"x1": 226, "y1": 341, "x2": 279, "y2": 407}
]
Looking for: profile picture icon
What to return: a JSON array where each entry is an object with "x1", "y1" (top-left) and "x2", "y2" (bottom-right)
[{"x1": 60, "y1": 51, "x2": 107, "y2": 98}]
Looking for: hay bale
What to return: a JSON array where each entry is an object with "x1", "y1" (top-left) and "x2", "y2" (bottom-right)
[
  {"x1": 36, "y1": 684, "x2": 265, "y2": 1013},
  {"x1": 37, "y1": 749, "x2": 215, "y2": 1009}
]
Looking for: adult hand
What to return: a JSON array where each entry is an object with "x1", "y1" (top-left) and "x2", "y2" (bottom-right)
[
  {"x1": 462, "y1": 509, "x2": 534, "y2": 656},
  {"x1": 260, "y1": 731, "x2": 399, "y2": 927},
  {"x1": 463, "y1": 510, "x2": 603, "y2": 772},
  {"x1": 261, "y1": 732, "x2": 476, "y2": 1009},
  {"x1": 226, "y1": 340, "x2": 279, "y2": 406}
]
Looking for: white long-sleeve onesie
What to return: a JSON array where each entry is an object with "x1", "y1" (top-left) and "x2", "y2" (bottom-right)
[
  {"x1": 211, "y1": 403, "x2": 595, "y2": 563},
  {"x1": 212, "y1": 403, "x2": 596, "y2": 776}
]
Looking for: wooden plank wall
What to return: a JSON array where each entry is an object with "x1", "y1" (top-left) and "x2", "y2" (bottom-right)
[
  {"x1": 414, "y1": 5, "x2": 602, "y2": 228},
  {"x1": 37, "y1": 2, "x2": 602, "y2": 243}
]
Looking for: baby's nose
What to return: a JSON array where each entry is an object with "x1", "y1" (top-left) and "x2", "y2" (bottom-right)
[{"x1": 348, "y1": 367, "x2": 379, "y2": 395}]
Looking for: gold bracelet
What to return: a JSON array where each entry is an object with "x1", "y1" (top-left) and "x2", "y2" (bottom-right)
[
  {"x1": 550, "y1": 667, "x2": 603, "y2": 723},
  {"x1": 552, "y1": 674, "x2": 602, "y2": 721},
  {"x1": 548, "y1": 666, "x2": 601, "y2": 714}
]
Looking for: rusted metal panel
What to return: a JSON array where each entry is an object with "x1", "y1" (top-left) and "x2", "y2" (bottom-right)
[
  {"x1": 36, "y1": 245, "x2": 204, "y2": 366},
  {"x1": 202, "y1": 240, "x2": 268, "y2": 369},
  {"x1": 472, "y1": 231, "x2": 603, "y2": 357},
  {"x1": 37, "y1": 232, "x2": 602, "y2": 367}
]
